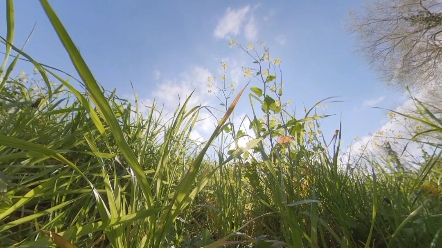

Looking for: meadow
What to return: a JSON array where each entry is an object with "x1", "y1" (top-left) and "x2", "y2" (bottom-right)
[{"x1": 1, "y1": 1, "x2": 442, "y2": 247}]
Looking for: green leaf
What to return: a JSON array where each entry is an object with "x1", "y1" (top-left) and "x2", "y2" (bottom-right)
[
  {"x1": 261, "y1": 95, "x2": 275, "y2": 113},
  {"x1": 223, "y1": 124, "x2": 231, "y2": 133},
  {"x1": 250, "y1": 86, "x2": 263, "y2": 97},
  {"x1": 265, "y1": 75, "x2": 276, "y2": 83},
  {"x1": 237, "y1": 129, "x2": 245, "y2": 137},
  {"x1": 289, "y1": 122, "x2": 304, "y2": 136},
  {"x1": 261, "y1": 96, "x2": 280, "y2": 114}
]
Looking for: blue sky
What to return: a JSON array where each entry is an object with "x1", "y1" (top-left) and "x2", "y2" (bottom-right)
[{"x1": 1, "y1": 1, "x2": 409, "y2": 152}]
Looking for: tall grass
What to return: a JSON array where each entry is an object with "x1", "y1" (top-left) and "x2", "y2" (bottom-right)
[{"x1": 1, "y1": 1, "x2": 442, "y2": 247}]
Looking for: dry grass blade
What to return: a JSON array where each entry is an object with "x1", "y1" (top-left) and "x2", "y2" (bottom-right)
[{"x1": 41, "y1": 230, "x2": 78, "y2": 248}]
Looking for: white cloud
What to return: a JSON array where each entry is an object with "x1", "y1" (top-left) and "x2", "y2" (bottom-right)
[
  {"x1": 363, "y1": 96, "x2": 385, "y2": 107},
  {"x1": 214, "y1": 6, "x2": 250, "y2": 39},
  {"x1": 244, "y1": 16, "x2": 258, "y2": 41},
  {"x1": 147, "y1": 66, "x2": 225, "y2": 143},
  {"x1": 152, "y1": 66, "x2": 213, "y2": 109},
  {"x1": 350, "y1": 88, "x2": 441, "y2": 167},
  {"x1": 153, "y1": 70, "x2": 161, "y2": 80},
  {"x1": 214, "y1": 5, "x2": 258, "y2": 41},
  {"x1": 189, "y1": 130, "x2": 204, "y2": 143}
]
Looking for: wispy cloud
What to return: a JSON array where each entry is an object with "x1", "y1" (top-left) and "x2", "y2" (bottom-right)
[
  {"x1": 151, "y1": 66, "x2": 212, "y2": 109},
  {"x1": 363, "y1": 96, "x2": 385, "y2": 107},
  {"x1": 275, "y1": 35, "x2": 287, "y2": 45},
  {"x1": 148, "y1": 66, "x2": 218, "y2": 141},
  {"x1": 263, "y1": 9, "x2": 275, "y2": 21},
  {"x1": 350, "y1": 89, "x2": 439, "y2": 165},
  {"x1": 244, "y1": 16, "x2": 257, "y2": 41},
  {"x1": 214, "y1": 5, "x2": 257, "y2": 41},
  {"x1": 153, "y1": 69, "x2": 161, "y2": 80}
]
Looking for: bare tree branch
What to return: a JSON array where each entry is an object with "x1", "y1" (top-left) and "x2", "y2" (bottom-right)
[{"x1": 348, "y1": 0, "x2": 442, "y2": 89}]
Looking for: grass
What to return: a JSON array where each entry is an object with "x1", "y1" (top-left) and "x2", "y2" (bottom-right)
[{"x1": 1, "y1": 1, "x2": 442, "y2": 247}]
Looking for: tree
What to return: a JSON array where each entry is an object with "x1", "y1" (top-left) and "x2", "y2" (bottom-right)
[{"x1": 349, "y1": 0, "x2": 442, "y2": 89}]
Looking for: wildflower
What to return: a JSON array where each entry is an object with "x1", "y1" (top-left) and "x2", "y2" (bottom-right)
[
  {"x1": 229, "y1": 40, "x2": 237, "y2": 47},
  {"x1": 221, "y1": 62, "x2": 227, "y2": 70},
  {"x1": 244, "y1": 69, "x2": 252, "y2": 77},
  {"x1": 207, "y1": 76, "x2": 213, "y2": 83},
  {"x1": 396, "y1": 134, "x2": 402, "y2": 138},
  {"x1": 20, "y1": 71, "x2": 25, "y2": 77},
  {"x1": 263, "y1": 51, "x2": 269, "y2": 61},
  {"x1": 221, "y1": 74, "x2": 226, "y2": 81},
  {"x1": 263, "y1": 69, "x2": 269, "y2": 77},
  {"x1": 246, "y1": 43, "x2": 254, "y2": 50},
  {"x1": 273, "y1": 58, "x2": 282, "y2": 65},
  {"x1": 388, "y1": 112, "x2": 395, "y2": 119},
  {"x1": 374, "y1": 140, "x2": 380, "y2": 147},
  {"x1": 230, "y1": 82, "x2": 235, "y2": 88}
]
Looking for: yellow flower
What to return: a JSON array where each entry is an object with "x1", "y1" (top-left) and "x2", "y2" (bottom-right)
[
  {"x1": 388, "y1": 112, "x2": 395, "y2": 119},
  {"x1": 263, "y1": 51, "x2": 269, "y2": 61},
  {"x1": 273, "y1": 58, "x2": 282, "y2": 65},
  {"x1": 221, "y1": 62, "x2": 227, "y2": 70},
  {"x1": 207, "y1": 76, "x2": 213, "y2": 83},
  {"x1": 263, "y1": 69, "x2": 269, "y2": 77},
  {"x1": 221, "y1": 74, "x2": 226, "y2": 81},
  {"x1": 244, "y1": 69, "x2": 252, "y2": 77},
  {"x1": 246, "y1": 43, "x2": 254, "y2": 50},
  {"x1": 20, "y1": 71, "x2": 25, "y2": 77},
  {"x1": 396, "y1": 134, "x2": 402, "y2": 138},
  {"x1": 229, "y1": 40, "x2": 237, "y2": 47},
  {"x1": 230, "y1": 82, "x2": 235, "y2": 88}
]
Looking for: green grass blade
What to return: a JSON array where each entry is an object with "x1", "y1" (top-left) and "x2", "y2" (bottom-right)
[
  {"x1": 38, "y1": 0, "x2": 153, "y2": 208},
  {"x1": 0, "y1": 0, "x2": 14, "y2": 75}
]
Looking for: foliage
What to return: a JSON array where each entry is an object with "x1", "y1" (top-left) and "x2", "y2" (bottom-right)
[{"x1": 1, "y1": 1, "x2": 442, "y2": 248}]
